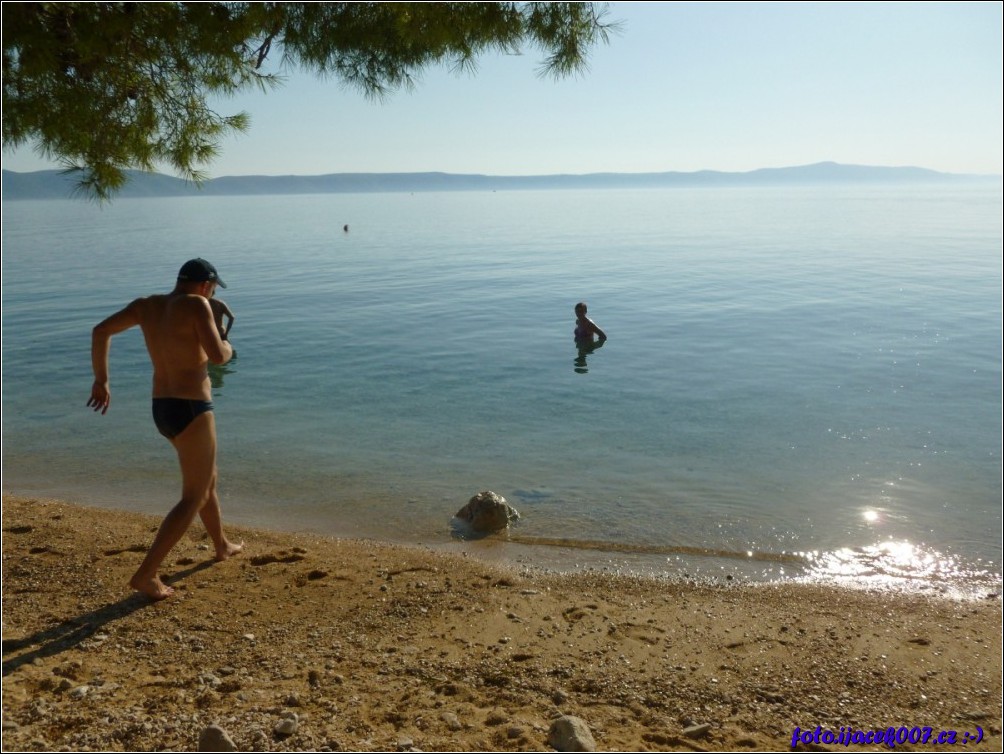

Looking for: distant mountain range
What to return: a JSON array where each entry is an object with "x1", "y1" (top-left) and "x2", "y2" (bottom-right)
[{"x1": 2, "y1": 162, "x2": 998, "y2": 200}]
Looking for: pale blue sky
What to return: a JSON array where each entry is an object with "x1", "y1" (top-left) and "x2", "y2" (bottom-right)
[{"x1": 4, "y1": 1, "x2": 1002, "y2": 177}]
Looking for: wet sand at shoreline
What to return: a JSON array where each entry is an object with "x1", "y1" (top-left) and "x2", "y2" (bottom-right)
[{"x1": 2, "y1": 494, "x2": 1001, "y2": 752}]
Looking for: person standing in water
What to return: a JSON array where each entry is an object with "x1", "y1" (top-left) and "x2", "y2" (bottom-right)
[
  {"x1": 88, "y1": 258, "x2": 242, "y2": 600},
  {"x1": 574, "y1": 301, "x2": 607, "y2": 344}
]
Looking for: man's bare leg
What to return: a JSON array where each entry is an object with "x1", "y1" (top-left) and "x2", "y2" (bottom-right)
[
  {"x1": 130, "y1": 412, "x2": 217, "y2": 600},
  {"x1": 198, "y1": 481, "x2": 243, "y2": 561}
]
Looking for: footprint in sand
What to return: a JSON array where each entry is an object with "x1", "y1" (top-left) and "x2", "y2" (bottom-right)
[
  {"x1": 29, "y1": 546, "x2": 61, "y2": 555},
  {"x1": 250, "y1": 550, "x2": 307, "y2": 566},
  {"x1": 618, "y1": 622, "x2": 665, "y2": 645},
  {"x1": 562, "y1": 605, "x2": 599, "y2": 622},
  {"x1": 103, "y1": 545, "x2": 147, "y2": 557},
  {"x1": 294, "y1": 569, "x2": 330, "y2": 587}
]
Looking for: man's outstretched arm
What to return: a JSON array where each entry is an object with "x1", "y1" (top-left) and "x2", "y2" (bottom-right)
[{"x1": 88, "y1": 300, "x2": 141, "y2": 414}]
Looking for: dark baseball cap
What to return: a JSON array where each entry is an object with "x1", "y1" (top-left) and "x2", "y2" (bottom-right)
[{"x1": 177, "y1": 258, "x2": 226, "y2": 288}]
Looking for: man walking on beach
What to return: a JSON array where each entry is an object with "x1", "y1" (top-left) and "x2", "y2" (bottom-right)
[{"x1": 88, "y1": 258, "x2": 242, "y2": 600}]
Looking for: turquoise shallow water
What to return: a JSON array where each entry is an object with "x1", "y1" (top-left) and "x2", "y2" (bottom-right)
[{"x1": 2, "y1": 184, "x2": 1001, "y2": 594}]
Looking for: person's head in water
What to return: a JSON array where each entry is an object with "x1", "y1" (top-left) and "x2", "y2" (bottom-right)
[{"x1": 575, "y1": 302, "x2": 587, "y2": 318}]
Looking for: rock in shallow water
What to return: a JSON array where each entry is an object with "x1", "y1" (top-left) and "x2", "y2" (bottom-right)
[{"x1": 454, "y1": 491, "x2": 520, "y2": 533}]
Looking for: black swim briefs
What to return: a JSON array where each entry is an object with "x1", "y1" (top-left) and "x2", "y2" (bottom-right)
[{"x1": 151, "y1": 398, "x2": 214, "y2": 439}]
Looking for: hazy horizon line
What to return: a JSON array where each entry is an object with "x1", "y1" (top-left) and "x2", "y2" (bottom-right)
[{"x1": 3, "y1": 160, "x2": 1002, "y2": 180}]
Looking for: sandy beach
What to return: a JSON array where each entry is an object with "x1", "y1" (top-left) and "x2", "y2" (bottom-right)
[{"x1": 2, "y1": 494, "x2": 1001, "y2": 752}]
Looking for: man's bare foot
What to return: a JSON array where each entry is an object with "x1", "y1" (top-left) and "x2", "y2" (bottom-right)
[
  {"x1": 215, "y1": 539, "x2": 244, "y2": 562},
  {"x1": 130, "y1": 573, "x2": 175, "y2": 601}
]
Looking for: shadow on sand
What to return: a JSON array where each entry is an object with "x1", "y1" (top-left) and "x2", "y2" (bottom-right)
[{"x1": 1, "y1": 560, "x2": 215, "y2": 677}]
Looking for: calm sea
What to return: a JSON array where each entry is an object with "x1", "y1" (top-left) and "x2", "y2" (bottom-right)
[{"x1": 2, "y1": 185, "x2": 1001, "y2": 595}]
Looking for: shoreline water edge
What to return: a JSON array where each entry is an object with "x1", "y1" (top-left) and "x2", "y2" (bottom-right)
[{"x1": 2, "y1": 494, "x2": 1001, "y2": 752}]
